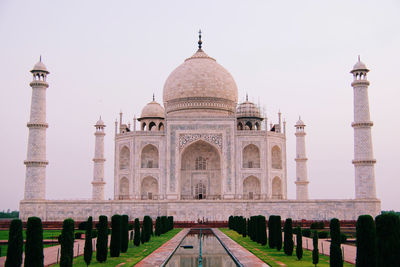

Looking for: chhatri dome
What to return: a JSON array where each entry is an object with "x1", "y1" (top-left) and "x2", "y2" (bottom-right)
[
  {"x1": 236, "y1": 95, "x2": 262, "y2": 119},
  {"x1": 140, "y1": 95, "x2": 165, "y2": 119},
  {"x1": 31, "y1": 56, "x2": 49, "y2": 73},
  {"x1": 163, "y1": 31, "x2": 238, "y2": 116}
]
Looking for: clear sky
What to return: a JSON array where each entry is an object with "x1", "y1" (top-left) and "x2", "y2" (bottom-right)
[{"x1": 0, "y1": 0, "x2": 399, "y2": 212}]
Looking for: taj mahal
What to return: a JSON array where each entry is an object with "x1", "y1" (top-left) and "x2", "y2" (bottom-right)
[{"x1": 19, "y1": 33, "x2": 381, "y2": 221}]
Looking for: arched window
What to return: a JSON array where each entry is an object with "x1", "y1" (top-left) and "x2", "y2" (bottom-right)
[
  {"x1": 271, "y1": 145, "x2": 282, "y2": 169},
  {"x1": 119, "y1": 146, "x2": 130, "y2": 170},
  {"x1": 141, "y1": 176, "x2": 158, "y2": 200},
  {"x1": 141, "y1": 144, "x2": 159, "y2": 168},
  {"x1": 243, "y1": 176, "x2": 261, "y2": 199},
  {"x1": 142, "y1": 122, "x2": 146, "y2": 131},
  {"x1": 149, "y1": 121, "x2": 156, "y2": 131},
  {"x1": 119, "y1": 177, "x2": 129, "y2": 199},
  {"x1": 195, "y1": 156, "x2": 207, "y2": 170},
  {"x1": 237, "y1": 122, "x2": 243, "y2": 130},
  {"x1": 245, "y1": 121, "x2": 252, "y2": 130},
  {"x1": 242, "y1": 144, "x2": 260, "y2": 168},
  {"x1": 159, "y1": 122, "x2": 164, "y2": 131},
  {"x1": 272, "y1": 176, "x2": 282, "y2": 199}
]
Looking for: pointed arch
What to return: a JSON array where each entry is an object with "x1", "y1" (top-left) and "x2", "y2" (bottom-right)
[
  {"x1": 245, "y1": 121, "x2": 252, "y2": 130},
  {"x1": 272, "y1": 176, "x2": 282, "y2": 199},
  {"x1": 237, "y1": 122, "x2": 243, "y2": 130},
  {"x1": 142, "y1": 122, "x2": 147, "y2": 131},
  {"x1": 271, "y1": 145, "x2": 282, "y2": 169},
  {"x1": 243, "y1": 176, "x2": 261, "y2": 199},
  {"x1": 141, "y1": 176, "x2": 158, "y2": 199},
  {"x1": 141, "y1": 144, "x2": 159, "y2": 168},
  {"x1": 119, "y1": 146, "x2": 130, "y2": 170},
  {"x1": 119, "y1": 177, "x2": 129, "y2": 199},
  {"x1": 242, "y1": 144, "x2": 260, "y2": 168},
  {"x1": 149, "y1": 121, "x2": 157, "y2": 131},
  {"x1": 159, "y1": 122, "x2": 164, "y2": 131}
]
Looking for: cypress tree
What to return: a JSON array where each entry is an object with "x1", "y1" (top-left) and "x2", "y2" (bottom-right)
[
  {"x1": 148, "y1": 216, "x2": 153, "y2": 236},
  {"x1": 133, "y1": 218, "x2": 141, "y2": 246},
  {"x1": 120, "y1": 215, "x2": 129, "y2": 253},
  {"x1": 296, "y1": 226, "x2": 303, "y2": 260},
  {"x1": 60, "y1": 218, "x2": 74, "y2": 267},
  {"x1": 84, "y1": 216, "x2": 93, "y2": 266},
  {"x1": 161, "y1": 216, "x2": 168, "y2": 235},
  {"x1": 376, "y1": 213, "x2": 400, "y2": 267},
  {"x1": 229, "y1": 216, "x2": 233, "y2": 229},
  {"x1": 5, "y1": 219, "x2": 23, "y2": 267},
  {"x1": 110, "y1": 214, "x2": 121, "y2": 257},
  {"x1": 312, "y1": 230, "x2": 319, "y2": 266},
  {"x1": 168, "y1": 216, "x2": 173, "y2": 231},
  {"x1": 242, "y1": 217, "x2": 247, "y2": 237},
  {"x1": 276, "y1": 216, "x2": 282, "y2": 251},
  {"x1": 268, "y1": 215, "x2": 275, "y2": 248},
  {"x1": 356, "y1": 215, "x2": 376, "y2": 267},
  {"x1": 24, "y1": 217, "x2": 43, "y2": 267},
  {"x1": 260, "y1": 216, "x2": 267, "y2": 246},
  {"x1": 283, "y1": 218, "x2": 294, "y2": 256},
  {"x1": 155, "y1": 217, "x2": 160, "y2": 236},
  {"x1": 329, "y1": 218, "x2": 343, "y2": 267},
  {"x1": 96, "y1": 215, "x2": 108, "y2": 263},
  {"x1": 141, "y1": 219, "x2": 146, "y2": 244}
]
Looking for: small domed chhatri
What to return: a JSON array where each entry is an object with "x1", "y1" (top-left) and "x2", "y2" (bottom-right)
[
  {"x1": 236, "y1": 95, "x2": 262, "y2": 119},
  {"x1": 140, "y1": 97, "x2": 165, "y2": 119},
  {"x1": 163, "y1": 31, "x2": 238, "y2": 116},
  {"x1": 31, "y1": 56, "x2": 49, "y2": 73}
]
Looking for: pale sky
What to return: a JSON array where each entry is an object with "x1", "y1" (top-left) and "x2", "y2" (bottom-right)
[{"x1": 0, "y1": 0, "x2": 399, "y2": 212}]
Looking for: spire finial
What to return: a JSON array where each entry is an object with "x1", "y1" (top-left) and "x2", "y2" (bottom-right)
[
  {"x1": 40, "y1": 55, "x2": 42, "y2": 62},
  {"x1": 198, "y1": 29, "x2": 202, "y2": 50},
  {"x1": 358, "y1": 55, "x2": 360, "y2": 62},
  {"x1": 152, "y1": 93, "x2": 155, "y2": 101},
  {"x1": 246, "y1": 93, "x2": 248, "y2": 101}
]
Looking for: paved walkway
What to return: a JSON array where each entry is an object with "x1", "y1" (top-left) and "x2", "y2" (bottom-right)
[
  {"x1": 298, "y1": 235, "x2": 356, "y2": 264},
  {"x1": 135, "y1": 228, "x2": 189, "y2": 267},
  {"x1": 0, "y1": 233, "x2": 116, "y2": 267},
  {"x1": 213, "y1": 228, "x2": 270, "y2": 267}
]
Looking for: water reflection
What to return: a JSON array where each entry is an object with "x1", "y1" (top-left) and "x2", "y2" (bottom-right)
[{"x1": 165, "y1": 229, "x2": 237, "y2": 267}]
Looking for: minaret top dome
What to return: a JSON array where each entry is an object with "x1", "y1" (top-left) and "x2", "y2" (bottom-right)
[
  {"x1": 31, "y1": 58, "x2": 49, "y2": 74},
  {"x1": 95, "y1": 117, "x2": 105, "y2": 127},
  {"x1": 295, "y1": 117, "x2": 305, "y2": 127},
  {"x1": 351, "y1": 56, "x2": 369, "y2": 73}
]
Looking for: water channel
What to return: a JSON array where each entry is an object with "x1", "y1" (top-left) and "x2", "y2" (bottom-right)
[{"x1": 163, "y1": 229, "x2": 241, "y2": 267}]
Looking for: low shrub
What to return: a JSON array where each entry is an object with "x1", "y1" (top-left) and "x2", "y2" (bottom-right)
[
  {"x1": 302, "y1": 228, "x2": 311, "y2": 237},
  {"x1": 78, "y1": 221, "x2": 87, "y2": 230},
  {"x1": 74, "y1": 233, "x2": 82, "y2": 239},
  {"x1": 310, "y1": 221, "x2": 325, "y2": 229},
  {"x1": 340, "y1": 233, "x2": 347, "y2": 244},
  {"x1": 318, "y1": 231, "x2": 329, "y2": 238}
]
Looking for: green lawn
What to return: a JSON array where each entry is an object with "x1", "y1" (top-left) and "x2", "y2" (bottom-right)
[
  {"x1": 220, "y1": 228, "x2": 354, "y2": 267},
  {"x1": 50, "y1": 228, "x2": 182, "y2": 267},
  {"x1": 0, "y1": 229, "x2": 84, "y2": 257}
]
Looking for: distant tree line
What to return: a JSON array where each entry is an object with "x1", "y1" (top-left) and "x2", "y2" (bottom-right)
[{"x1": 0, "y1": 210, "x2": 19, "y2": 219}]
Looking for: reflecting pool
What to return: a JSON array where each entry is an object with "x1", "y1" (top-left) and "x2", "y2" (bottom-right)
[{"x1": 164, "y1": 229, "x2": 238, "y2": 267}]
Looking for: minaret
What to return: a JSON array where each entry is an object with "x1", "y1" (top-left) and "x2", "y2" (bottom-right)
[
  {"x1": 351, "y1": 57, "x2": 376, "y2": 199},
  {"x1": 295, "y1": 117, "x2": 309, "y2": 200},
  {"x1": 24, "y1": 58, "x2": 49, "y2": 200},
  {"x1": 92, "y1": 117, "x2": 106, "y2": 200}
]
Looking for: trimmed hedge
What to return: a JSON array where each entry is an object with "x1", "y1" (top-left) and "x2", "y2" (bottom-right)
[
  {"x1": 84, "y1": 216, "x2": 93, "y2": 267},
  {"x1": 60, "y1": 218, "x2": 75, "y2": 267},
  {"x1": 121, "y1": 215, "x2": 129, "y2": 253},
  {"x1": 283, "y1": 218, "x2": 293, "y2": 256},
  {"x1": 96, "y1": 215, "x2": 108, "y2": 263},
  {"x1": 312, "y1": 230, "x2": 319, "y2": 266},
  {"x1": 356, "y1": 215, "x2": 376, "y2": 267},
  {"x1": 376, "y1": 213, "x2": 400, "y2": 266},
  {"x1": 24, "y1": 217, "x2": 43, "y2": 267},
  {"x1": 133, "y1": 218, "x2": 141, "y2": 246},
  {"x1": 329, "y1": 218, "x2": 343, "y2": 267},
  {"x1": 5, "y1": 219, "x2": 23, "y2": 267},
  {"x1": 110, "y1": 214, "x2": 121, "y2": 257}
]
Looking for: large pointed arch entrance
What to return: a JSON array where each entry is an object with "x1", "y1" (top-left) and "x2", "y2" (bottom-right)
[{"x1": 180, "y1": 140, "x2": 221, "y2": 200}]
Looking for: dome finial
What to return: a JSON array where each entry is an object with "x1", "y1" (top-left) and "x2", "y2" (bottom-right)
[
  {"x1": 152, "y1": 93, "x2": 155, "y2": 101},
  {"x1": 358, "y1": 55, "x2": 360, "y2": 62},
  {"x1": 198, "y1": 29, "x2": 202, "y2": 50},
  {"x1": 40, "y1": 55, "x2": 42, "y2": 62},
  {"x1": 246, "y1": 93, "x2": 248, "y2": 101}
]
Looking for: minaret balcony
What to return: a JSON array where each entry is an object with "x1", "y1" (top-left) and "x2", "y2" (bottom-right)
[
  {"x1": 351, "y1": 121, "x2": 373, "y2": 128},
  {"x1": 30, "y1": 80, "x2": 49, "y2": 87},
  {"x1": 351, "y1": 79, "x2": 370, "y2": 87}
]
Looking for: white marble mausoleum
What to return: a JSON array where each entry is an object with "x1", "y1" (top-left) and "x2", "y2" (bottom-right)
[{"x1": 19, "y1": 35, "x2": 381, "y2": 221}]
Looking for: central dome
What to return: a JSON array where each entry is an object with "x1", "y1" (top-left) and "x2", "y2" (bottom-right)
[{"x1": 163, "y1": 49, "x2": 238, "y2": 115}]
